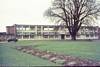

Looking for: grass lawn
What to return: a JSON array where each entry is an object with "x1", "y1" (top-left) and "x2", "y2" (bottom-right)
[
  {"x1": 0, "y1": 40, "x2": 100, "y2": 66},
  {"x1": 31, "y1": 40, "x2": 100, "y2": 61},
  {"x1": 0, "y1": 42, "x2": 59, "y2": 66}
]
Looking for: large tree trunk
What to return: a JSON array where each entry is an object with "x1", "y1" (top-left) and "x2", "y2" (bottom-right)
[{"x1": 71, "y1": 34, "x2": 77, "y2": 40}]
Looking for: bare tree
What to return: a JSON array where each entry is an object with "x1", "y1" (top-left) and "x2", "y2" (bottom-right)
[{"x1": 44, "y1": 0, "x2": 100, "y2": 40}]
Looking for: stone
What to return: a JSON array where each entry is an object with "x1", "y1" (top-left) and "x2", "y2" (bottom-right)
[
  {"x1": 15, "y1": 46, "x2": 100, "y2": 66},
  {"x1": 30, "y1": 50, "x2": 34, "y2": 53},
  {"x1": 50, "y1": 57, "x2": 57, "y2": 61},
  {"x1": 46, "y1": 51, "x2": 50, "y2": 53},
  {"x1": 35, "y1": 53, "x2": 41, "y2": 56},
  {"x1": 55, "y1": 59, "x2": 66, "y2": 64},
  {"x1": 67, "y1": 61, "x2": 77, "y2": 66},
  {"x1": 26, "y1": 50, "x2": 33, "y2": 54},
  {"x1": 16, "y1": 47, "x2": 22, "y2": 50},
  {"x1": 41, "y1": 54, "x2": 51, "y2": 59},
  {"x1": 31, "y1": 52, "x2": 35, "y2": 55},
  {"x1": 98, "y1": 62, "x2": 100, "y2": 64},
  {"x1": 21, "y1": 49, "x2": 27, "y2": 52},
  {"x1": 81, "y1": 64, "x2": 88, "y2": 66}
]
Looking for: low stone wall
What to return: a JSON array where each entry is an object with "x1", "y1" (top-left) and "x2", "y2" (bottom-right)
[{"x1": 15, "y1": 46, "x2": 100, "y2": 66}]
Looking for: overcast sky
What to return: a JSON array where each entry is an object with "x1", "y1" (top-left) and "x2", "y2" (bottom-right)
[
  {"x1": 0, "y1": 0, "x2": 52, "y2": 32},
  {"x1": 0, "y1": 0, "x2": 100, "y2": 32}
]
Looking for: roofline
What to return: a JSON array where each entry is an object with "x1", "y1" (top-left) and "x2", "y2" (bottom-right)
[{"x1": 7, "y1": 24, "x2": 99, "y2": 27}]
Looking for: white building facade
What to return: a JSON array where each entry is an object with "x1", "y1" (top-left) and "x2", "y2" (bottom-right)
[{"x1": 6, "y1": 24, "x2": 99, "y2": 40}]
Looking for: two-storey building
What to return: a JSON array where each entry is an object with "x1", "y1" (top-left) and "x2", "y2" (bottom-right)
[{"x1": 6, "y1": 24, "x2": 99, "y2": 40}]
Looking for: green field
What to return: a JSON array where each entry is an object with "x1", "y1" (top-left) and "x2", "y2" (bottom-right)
[
  {"x1": 0, "y1": 42, "x2": 59, "y2": 66},
  {"x1": 0, "y1": 40, "x2": 100, "y2": 66}
]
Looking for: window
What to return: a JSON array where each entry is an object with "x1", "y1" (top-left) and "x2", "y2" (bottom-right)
[
  {"x1": 17, "y1": 35, "x2": 22, "y2": 39},
  {"x1": 94, "y1": 32, "x2": 98, "y2": 37},
  {"x1": 23, "y1": 33, "x2": 29, "y2": 39},
  {"x1": 30, "y1": 35, "x2": 34, "y2": 38},
  {"x1": 17, "y1": 32, "x2": 22, "y2": 35},
  {"x1": 86, "y1": 34, "x2": 89, "y2": 37},
  {"x1": 16, "y1": 28, "x2": 19, "y2": 30},
  {"x1": 23, "y1": 25, "x2": 29, "y2": 31},
  {"x1": 30, "y1": 26, "x2": 35, "y2": 30},
  {"x1": 60, "y1": 26, "x2": 64, "y2": 30},
  {"x1": 16, "y1": 27, "x2": 23, "y2": 31},
  {"x1": 43, "y1": 35, "x2": 48, "y2": 38},
  {"x1": 23, "y1": 35, "x2": 29, "y2": 39},
  {"x1": 37, "y1": 32, "x2": 41, "y2": 36},
  {"x1": 26, "y1": 28, "x2": 30, "y2": 30},
  {"x1": 76, "y1": 35, "x2": 80, "y2": 38},
  {"x1": 55, "y1": 32, "x2": 59, "y2": 35},
  {"x1": 49, "y1": 26, "x2": 54, "y2": 31},
  {"x1": 37, "y1": 26, "x2": 41, "y2": 31},
  {"x1": 49, "y1": 32, "x2": 55, "y2": 35},
  {"x1": 30, "y1": 32, "x2": 35, "y2": 38},
  {"x1": 43, "y1": 28, "x2": 48, "y2": 31},
  {"x1": 54, "y1": 26, "x2": 59, "y2": 31},
  {"x1": 23, "y1": 32, "x2": 29, "y2": 35},
  {"x1": 43, "y1": 26, "x2": 48, "y2": 31},
  {"x1": 49, "y1": 35, "x2": 54, "y2": 38},
  {"x1": 55, "y1": 35, "x2": 58, "y2": 38},
  {"x1": 66, "y1": 35, "x2": 70, "y2": 38},
  {"x1": 90, "y1": 32, "x2": 94, "y2": 37},
  {"x1": 30, "y1": 32, "x2": 35, "y2": 35},
  {"x1": 43, "y1": 32, "x2": 49, "y2": 35}
]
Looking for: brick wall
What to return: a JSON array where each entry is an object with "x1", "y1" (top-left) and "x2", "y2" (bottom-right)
[
  {"x1": 6, "y1": 25, "x2": 17, "y2": 39},
  {"x1": 6, "y1": 26, "x2": 16, "y2": 36}
]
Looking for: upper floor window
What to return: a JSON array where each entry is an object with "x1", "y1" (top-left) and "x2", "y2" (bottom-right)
[
  {"x1": 37, "y1": 26, "x2": 41, "y2": 31},
  {"x1": 30, "y1": 26, "x2": 35, "y2": 30}
]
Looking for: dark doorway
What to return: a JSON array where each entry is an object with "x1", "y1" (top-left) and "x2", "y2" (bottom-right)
[{"x1": 61, "y1": 34, "x2": 65, "y2": 40}]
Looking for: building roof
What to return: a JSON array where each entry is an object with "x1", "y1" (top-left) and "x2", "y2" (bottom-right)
[{"x1": 13, "y1": 24, "x2": 99, "y2": 27}]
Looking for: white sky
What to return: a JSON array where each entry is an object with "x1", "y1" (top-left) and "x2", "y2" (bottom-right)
[
  {"x1": 0, "y1": 0, "x2": 100, "y2": 32},
  {"x1": 0, "y1": 0, "x2": 53, "y2": 32}
]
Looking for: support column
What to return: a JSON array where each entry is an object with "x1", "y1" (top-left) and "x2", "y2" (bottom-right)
[
  {"x1": 22, "y1": 26, "x2": 24, "y2": 39},
  {"x1": 48, "y1": 26, "x2": 50, "y2": 40},
  {"x1": 35, "y1": 26, "x2": 37, "y2": 39},
  {"x1": 29, "y1": 25, "x2": 30, "y2": 39},
  {"x1": 54, "y1": 33, "x2": 56, "y2": 40},
  {"x1": 29, "y1": 34, "x2": 30, "y2": 39},
  {"x1": 41, "y1": 26, "x2": 43, "y2": 39}
]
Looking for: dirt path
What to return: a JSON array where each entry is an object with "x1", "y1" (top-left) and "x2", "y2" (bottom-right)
[{"x1": 15, "y1": 46, "x2": 100, "y2": 66}]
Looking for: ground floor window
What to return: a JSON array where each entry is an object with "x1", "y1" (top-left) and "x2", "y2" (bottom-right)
[
  {"x1": 66, "y1": 35, "x2": 70, "y2": 38},
  {"x1": 43, "y1": 35, "x2": 48, "y2": 38},
  {"x1": 17, "y1": 35, "x2": 22, "y2": 39},
  {"x1": 86, "y1": 34, "x2": 89, "y2": 37},
  {"x1": 23, "y1": 35, "x2": 29, "y2": 39},
  {"x1": 49, "y1": 35, "x2": 54, "y2": 38},
  {"x1": 94, "y1": 32, "x2": 98, "y2": 37},
  {"x1": 37, "y1": 32, "x2": 41, "y2": 36},
  {"x1": 76, "y1": 35, "x2": 80, "y2": 38},
  {"x1": 55, "y1": 35, "x2": 58, "y2": 38},
  {"x1": 61, "y1": 34, "x2": 65, "y2": 40},
  {"x1": 30, "y1": 35, "x2": 34, "y2": 38},
  {"x1": 90, "y1": 32, "x2": 94, "y2": 37}
]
